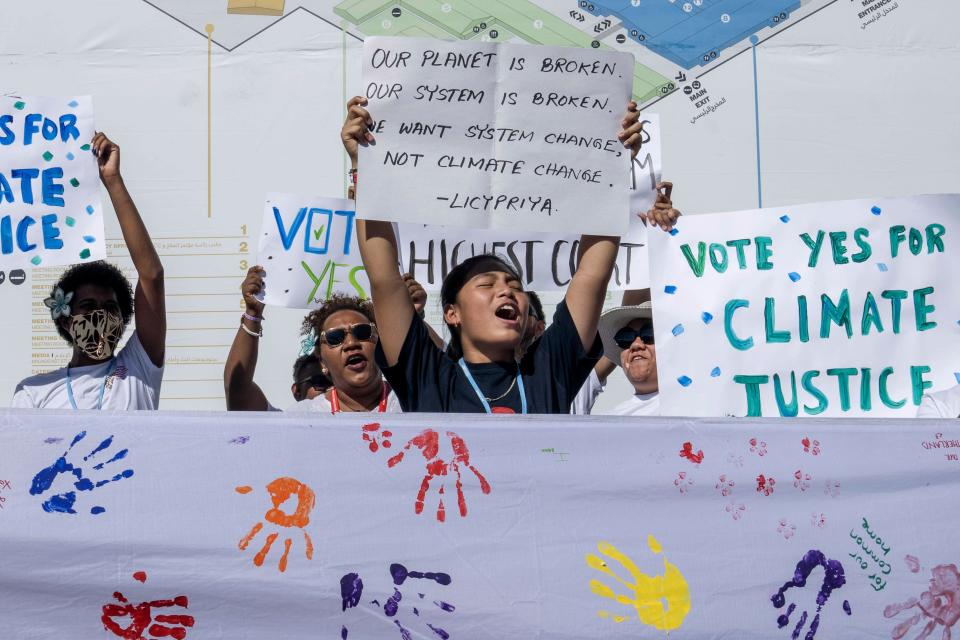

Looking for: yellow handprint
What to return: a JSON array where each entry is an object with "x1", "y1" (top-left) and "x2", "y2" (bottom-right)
[{"x1": 586, "y1": 535, "x2": 691, "y2": 631}]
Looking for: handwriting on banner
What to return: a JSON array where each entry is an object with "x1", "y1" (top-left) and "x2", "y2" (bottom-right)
[
  {"x1": 649, "y1": 195, "x2": 959, "y2": 417},
  {"x1": 0, "y1": 478, "x2": 9, "y2": 509},
  {"x1": 0, "y1": 96, "x2": 105, "y2": 270},
  {"x1": 257, "y1": 194, "x2": 369, "y2": 309},
  {"x1": 357, "y1": 37, "x2": 634, "y2": 235},
  {"x1": 848, "y1": 517, "x2": 893, "y2": 591}
]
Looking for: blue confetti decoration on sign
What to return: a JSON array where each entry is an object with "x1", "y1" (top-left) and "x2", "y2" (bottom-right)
[
  {"x1": 710, "y1": 367, "x2": 722, "y2": 377},
  {"x1": 702, "y1": 312, "x2": 714, "y2": 325},
  {"x1": 67, "y1": 100, "x2": 79, "y2": 108},
  {"x1": 678, "y1": 376, "x2": 693, "y2": 387},
  {"x1": 66, "y1": 152, "x2": 75, "y2": 161},
  {"x1": 672, "y1": 324, "x2": 685, "y2": 337},
  {"x1": 955, "y1": 372, "x2": 960, "y2": 385},
  {"x1": 669, "y1": 228, "x2": 679, "y2": 236},
  {"x1": 788, "y1": 272, "x2": 802, "y2": 282},
  {"x1": 871, "y1": 206, "x2": 882, "y2": 215},
  {"x1": 877, "y1": 263, "x2": 889, "y2": 272},
  {"x1": 665, "y1": 285, "x2": 678, "y2": 294},
  {"x1": 83, "y1": 236, "x2": 96, "y2": 243},
  {"x1": 779, "y1": 215, "x2": 790, "y2": 223},
  {"x1": 86, "y1": 205, "x2": 95, "y2": 215}
]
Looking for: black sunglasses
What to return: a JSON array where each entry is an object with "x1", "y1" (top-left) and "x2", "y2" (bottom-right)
[
  {"x1": 320, "y1": 322, "x2": 376, "y2": 347},
  {"x1": 614, "y1": 325, "x2": 655, "y2": 349},
  {"x1": 295, "y1": 374, "x2": 330, "y2": 391}
]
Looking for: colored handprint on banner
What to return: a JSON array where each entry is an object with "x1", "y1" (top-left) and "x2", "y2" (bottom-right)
[
  {"x1": 679, "y1": 442, "x2": 704, "y2": 464},
  {"x1": 586, "y1": 535, "x2": 692, "y2": 631},
  {"x1": 30, "y1": 431, "x2": 133, "y2": 515},
  {"x1": 757, "y1": 474, "x2": 776, "y2": 496},
  {"x1": 340, "y1": 563, "x2": 455, "y2": 639},
  {"x1": 361, "y1": 423, "x2": 392, "y2": 453},
  {"x1": 101, "y1": 571, "x2": 195, "y2": 639},
  {"x1": 236, "y1": 477, "x2": 315, "y2": 572},
  {"x1": 802, "y1": 437, "x2": 821, "y2": 456},
  {"x1": 884, "y1": 563, "x2": 960, "y2": 639},
  {"x1": 771, "y1": 550, "x2": 852, "y2": 639},
  {"x1": 386, "y1": 429, "x2": 491, "y2": 522}
]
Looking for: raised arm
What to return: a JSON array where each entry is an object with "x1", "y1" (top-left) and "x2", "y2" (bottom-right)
[
  {"x1": 92, "y1": 133, "x2": 165, "y2": 367},
  {"x1": 343, "y1": 96, "x2": 415, "y2": 366},
  {"x1": 565, "y1": 102, "x2": 647, "y2": 350},
  {"x1": 223, "y1": 266, "x2": 270, "y2": 410}
]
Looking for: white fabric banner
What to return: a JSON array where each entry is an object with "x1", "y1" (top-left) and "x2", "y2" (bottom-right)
[
  {"x1": 0, "y1": 95, "x2": 104, "y2": 271},
  {"x1": 648, "y1": 194, "x2": 960, "y2": 418},
  {"x1": 257, "y1": 193, "x2": 370, "y2": 308},
  {"x1": 0, "y1": 410, "x2": 956, "y2": 639},
  {"x1": 357, "y1": 37, "x2": 634, "y2": 235}
]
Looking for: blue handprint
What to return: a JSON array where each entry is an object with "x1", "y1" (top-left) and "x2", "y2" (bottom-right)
[
  {"x1": 771, "y1": 549, "x2": 852, "y2": 639},
  {"x1": 30, "y1": 431, "x2": 133, "y2": 515}
]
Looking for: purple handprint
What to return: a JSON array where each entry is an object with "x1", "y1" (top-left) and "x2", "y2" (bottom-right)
[{"x1": 771, "y1": 550, "x2": 852, "y2": 639}]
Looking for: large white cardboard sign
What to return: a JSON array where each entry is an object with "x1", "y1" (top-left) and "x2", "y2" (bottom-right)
[
  {"x1": 0, "y1": 410, "x2": 957, "y2": 638},
  {"x1": 399, "y1": 116, "x2": 663, "y2": 292},
  {"x1": 357, "y1": 37, "x2": 634, "y2": 235},
  {"x1": 0, "y1": 95, "x2": 104, "y2": 271},
  {"x1": 257, "y1": 193, "x2": 370, "y2": 308},
  {"x1": 648, "y1": 194, "x2": 960, "y2": 418}
]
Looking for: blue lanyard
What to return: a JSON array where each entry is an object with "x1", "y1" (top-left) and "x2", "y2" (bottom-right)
[
  {"x1": 66, "y1": 358, "x2": 117, "y2": 411},
  {"x1": 458, "y1": 358, "x2": 527, "y2": 415}
]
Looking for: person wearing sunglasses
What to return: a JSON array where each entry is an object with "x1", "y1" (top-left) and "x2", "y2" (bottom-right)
[
  {"x1": 291, "y1": 354, "x2": 331, "y2": 402},
  {"x1": 596, "y1": 301, "x2": 661, "y2": 416}
]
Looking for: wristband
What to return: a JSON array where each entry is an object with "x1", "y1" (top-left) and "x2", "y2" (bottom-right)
[
  {"x1": 240, "y1": 321, "x2": 262, "y2": 338},
  {"x1": 243, "y1": 312, "x2": 262, "y2": 323}
]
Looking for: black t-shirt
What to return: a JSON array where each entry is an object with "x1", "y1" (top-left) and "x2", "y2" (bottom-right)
[{"x1": 376, "y1": 300, "x2": 601, "y2": 414}]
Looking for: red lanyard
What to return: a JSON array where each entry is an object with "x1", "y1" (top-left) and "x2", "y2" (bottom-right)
[{"x1": 329, "y1": 382, "x2": 389, "y2": 414}]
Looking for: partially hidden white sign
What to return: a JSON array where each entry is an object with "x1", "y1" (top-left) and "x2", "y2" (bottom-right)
[
  {"x1": 649, "y1": 194, "x2": 960, "y2": 418},
  {"x1": 357, "y1": 37, "x2": 634, "y2": 235},
  {"x1": 257, "y1": 193, "x2": 369, "y2": 308},
  {"x1": 0, "y1": 95, "x2": 104, "y2": 271}
]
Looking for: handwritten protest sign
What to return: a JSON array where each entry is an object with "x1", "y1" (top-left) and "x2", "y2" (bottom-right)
[
  {"x1": 357, "y1": 37, "x2": 634, "y2": 235},
  {"x1": 649, "y1": 195, "x2": 960, "y2": 418},
  {"x1": 257, "y1": 193, "x2": 369, "y2": 308},
  {"x1": 399, "y1": 116, "x2": 662, "y2": 291},
  {"x1": 2, "y1": 410, "x2": 958, "y2": 637},
  {"x1": 0, "y1": 96, "x2": 104, "y2": 271}
]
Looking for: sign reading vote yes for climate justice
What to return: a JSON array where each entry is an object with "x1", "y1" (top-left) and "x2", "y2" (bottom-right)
[
  {"x1": 649, "y1": 195, "x2": 960, "y2": 418},
  {"x1": 400, "y1": 116, "x2": 663, "y2": 292},
  {"x1": 357, "y1": 37, "x2": 634, "y2": 235},
  {"x1": 257, "y1": 193, "x2": 369, "y2": 308},
  {"x1": 0, "y1": 96, "x2": 104, "y2": 270}
]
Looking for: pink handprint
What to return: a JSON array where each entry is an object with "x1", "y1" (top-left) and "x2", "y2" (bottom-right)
[
  {"x1": 757, "y1": 474, "x2": 776, "y2": 496},
  {"x1": 749, "y1": 438, "x2": 768, "y2": 457},
  {"x1": 715, "y1": 475, "x2": 735, "y2": 497},
  {"x1": 802, "y1": 437, "x2": 821, "y2": 456},
  {"x1": 884, "y1": 563, "x2": 960, "y2": 639},
  {"x1": 778, "y1": 519, "x2": 796, "y2": 540},
  {"x1": 725, "y1": 502, "x2": 745, "y2": 521},
  {"x1": 794, "y1": 470, "x2": 811, "y2": 492},
  {"x1": 674, "y1": 472, "x2": 694, "y2": 495}
]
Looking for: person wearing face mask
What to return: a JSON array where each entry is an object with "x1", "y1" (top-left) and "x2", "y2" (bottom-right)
[
  {"x1": 12, "y1": 133, "x2": 165, "y2": 409},
  {"x1": 596, "y1": 302, "x2": 660, "y2": 416}
]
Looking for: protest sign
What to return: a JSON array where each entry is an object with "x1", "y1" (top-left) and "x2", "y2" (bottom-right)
[
  {"x1": 649, "y1": 194, "x2": 960, "y2": 418},
  {"x1": 399, "y1": 116, "x2": 662, "y2": 292},
  {"x1": 0, "y1": 95, "x2": 104, "y2": 270},
  {"x1": 257, "y1": 193, "x2": 370, "y2": 308},
  {"x1": 357, "y1": 37, "x2": 634, "y2": 235},
  {"x1": 1, "y1": 409, "x2": 957, "y2": 638}
]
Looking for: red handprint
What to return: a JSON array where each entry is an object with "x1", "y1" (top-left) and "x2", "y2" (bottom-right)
[
  {"x1": 387, "y1": 430, "x2": 491, "y2": 522},
  {"x1": 101, "y1": 572, "x2": 195, "y2": 639},
  {"x1": 362, "y1": 423, "x2": 392, "y2": 453},
  {"x1": 757, "y1": 474, "x2": 776, "y2": 496},
  {"x1": 801, "y1": 437, "x2": 821, "y2": 456},
  {"x1": 679, "y1": 442, "x2": 704, "y2": 464},
  {"x1": 236, "y1": 477, "x2": 315, "y2": 572}
]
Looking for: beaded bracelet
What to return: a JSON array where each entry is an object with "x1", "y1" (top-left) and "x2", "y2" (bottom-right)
[
  {"x1": 240, "y1": 321, "x2": 262, "y2": 338},
  {"x1": 242, "y1": 312, "x2": 262, "y2": 323}
]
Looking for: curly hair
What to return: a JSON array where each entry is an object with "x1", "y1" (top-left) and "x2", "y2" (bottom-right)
[
  {"x1": 300, "y1": 294, "x2": 375, "y2": 338},
  {"x1": 51, "y1": 261, "x2": 134, "y2": 343}
]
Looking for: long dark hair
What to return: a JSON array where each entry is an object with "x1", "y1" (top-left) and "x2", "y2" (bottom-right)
[{"x1": 440, "y1": 254, "x2": 522, "y2": 360}]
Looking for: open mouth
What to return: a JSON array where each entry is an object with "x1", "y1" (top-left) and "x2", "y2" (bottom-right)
[
  {"x1": 495, "y1": 303, "x2": 519, "y2": 322},
  {"x1": 345, "y1": 353, "x2": 368, "y2": 371}
]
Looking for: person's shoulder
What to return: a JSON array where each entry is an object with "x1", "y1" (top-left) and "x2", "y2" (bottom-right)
[
  {"x1": 922, "y1": 385, "x2": 960, "y2": 418},
  {"x1": 16, "y1": 367, "x2": 69, "y2": 390},
  {"x1": 286, "y1": 395, "x2": 333, "y2": 413}
]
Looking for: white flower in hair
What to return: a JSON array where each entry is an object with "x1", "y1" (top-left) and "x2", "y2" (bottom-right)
[{"x1": 43, "y1": 287, "x2": 74, "y2": 320}]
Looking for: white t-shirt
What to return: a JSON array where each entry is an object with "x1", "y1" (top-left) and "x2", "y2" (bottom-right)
[
  {"x1": 11, "y1": 333, "x2": 164, "y2": 410},
  {"x1": 287, "y1": 388, "x2": 403, "y2": 414},
  {"x1": 569, "y1": 370, "x2": 605, "y2": 415},
  {"x1": 917, "y1": 385, "x2": 960, "y2": 418},
  {"x1": 602, "y1": 392, "x2": 661, "y2": 416}
]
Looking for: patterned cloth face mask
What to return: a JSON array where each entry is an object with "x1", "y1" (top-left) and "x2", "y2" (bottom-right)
[{"x1": 67, "y1": 310, "x2": 125, "y2": 361}]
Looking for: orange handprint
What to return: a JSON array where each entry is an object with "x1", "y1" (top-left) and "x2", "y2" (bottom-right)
[{"x1": 236, "y1": 477, "x2": 315, "y2": 572}]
